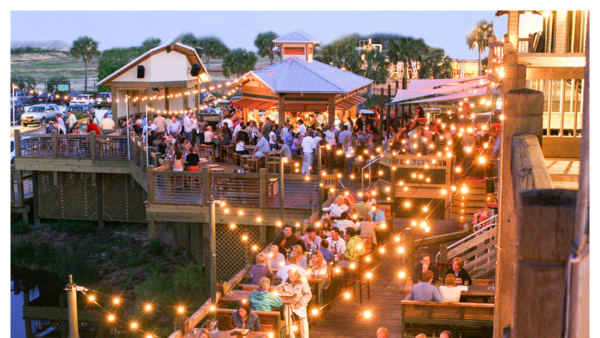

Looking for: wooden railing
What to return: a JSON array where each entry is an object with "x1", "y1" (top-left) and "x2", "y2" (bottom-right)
[{"x1": 14, "y1": 129, "x2": 128, "y2": 161}]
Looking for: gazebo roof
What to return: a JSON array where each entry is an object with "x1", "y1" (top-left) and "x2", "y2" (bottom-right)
[
  {"x1": 244, "y1": 57, "x2": 373, "y2": 94},
  {"x1": 273, "y1": 30, "x2": 320, "y2": 44}
]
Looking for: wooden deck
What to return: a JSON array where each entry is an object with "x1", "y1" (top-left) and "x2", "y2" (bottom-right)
[{"x1": 546, "y1": 158, "x2": 580, "y2": 190}]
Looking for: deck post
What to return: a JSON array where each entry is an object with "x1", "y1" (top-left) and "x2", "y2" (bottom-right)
[
  {"x1": 328, "y1": 95, "x2": 336, "y2": 125},
  {"x1": 14, "y1": 129, "x2": 21, "y2": 157},
  {"x1": 445, "y1": 157, "x2": 452, "y2": 220},
  {"x1": 440, "y1": 244, "x2": 448, "y2": 263},
  {"x1": 379, "y1": 88, "x2": 384, "y2": 146},
  {"x1": 278, "y1": 95, "x2": 285, "y2": 125},
  {"x1": 32, "y1": 171, "x2": 40, "y2": 226},
  {"x1": 96, "y1": 173, "x2": 104, "y2": 228},
  {"x1": 386, "y1": 84, "x2": 391, "y2": 141},
  {"x1": 279, "y1": 158, "x2": 284, "y2": 224},
  {"x1": 317, "y1": 145, "x2": 323, "y2": 219},
  {"x1": 405, "y1": 227, "x2": 414, "y2": 275},
  {"x1": 90, "y1": 131, "x2": 96, "y2": 160},
  {"x1": 52, "y1": 130, "x2": 58, "y2": 158},
  {"x1": 16, "y1": 170, "x2": 24, "y2": 208},
  {"x1": 494, "y1": 84, "x2": 544, "y2": 337},
  {"x1": 202, "y1": 167, "x2": 210, "y2": 206},
  {"x1": 208, "y1": 200, "x2": 217, "y2": 314},
  {"x1": 66, "y1": 275, "x2": 79, "y2": 338},
  {"x1": 389, "y1": 152, "x2": 396, "y2": 214},
  {"x1": 259, "y1": 168, "x2": 267, "y2": 209},
  {"x1": 146, "y1": 166, "x2": 156, "y2": 239}
]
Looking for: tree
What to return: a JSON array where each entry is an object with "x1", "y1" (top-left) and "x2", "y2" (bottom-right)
[
  {"x1": 70, "y1": 36, "x2": 100, "y2": 92},
  {"x1": 180, "y1": 33, "x2": 199, "y2": 47},
  {"x1": 97, "y1": 47, "x2": 140, "y2": 92},
  {"x1": 196, "y1": 37, "x2": 230, "y2": 71},
  {"x1": 11, "y1": 74, "x2": 36, "y2": 92},
  {"x1": 357, "y1": 49, "x2": 388, "y2": 84},
  {"x1": 388, "y1": 36, "x2": 427, "y2": 82},
  {"x1": 222, "y1": 48, "x2": 257, "y2": 78},
  {"x1": 254, "y1": 31, "x2": 279, "y2": 64},
  {"x1": 316, "y1": 34, "x2": 362, "y2": 73},
  {"x1": 466, "y1": 20, "x2": 495, "y2": 76},
  {"x1": 140, "y1": 37, "x2": 161, "y2": 53},
  {"x1": 418, "y1": 48, "x2": 453, "y2": 79}
]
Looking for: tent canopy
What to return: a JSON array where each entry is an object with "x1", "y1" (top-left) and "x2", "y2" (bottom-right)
[{"x1": 390, "y1": 76, "x2": 491, "y2": 104}]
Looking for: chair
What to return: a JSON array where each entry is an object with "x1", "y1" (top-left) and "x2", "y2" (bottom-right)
[
  {"x1": 220, "y1": 144, "x2": 233, "y2": 163},
  {"x1": 267, "y1": 152, "x2": 281, "y2": 173}
]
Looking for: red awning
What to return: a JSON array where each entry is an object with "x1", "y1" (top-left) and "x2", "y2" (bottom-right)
[{"x1": 231, "y1": 99, "x2": 277, "y2": 110}]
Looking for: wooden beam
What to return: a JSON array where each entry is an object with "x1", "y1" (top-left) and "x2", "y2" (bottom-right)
[
  {"x1": 278, "y1": 95, "x2": 285, "y2": 125},
  {"x1": 518, "y1": 53, "x2": 586, "y2": 67},
  {"x1": 513, "y1": 189, "x2": 577, "y2": 338},
  {"x1": 526, "y1": 67, "x2": 584, "y2": 80}
]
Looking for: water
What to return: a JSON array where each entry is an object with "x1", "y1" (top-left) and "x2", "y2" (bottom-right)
[{"x1": 11, "y1": 280, "x2": 40, "y2": 338}]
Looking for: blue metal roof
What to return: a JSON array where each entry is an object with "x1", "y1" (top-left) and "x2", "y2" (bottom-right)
[
  {"x1": 273, "y1": 31, "x2": 320, "y2": 44},
  {"x1": 252, "y1": 57, "x2": 373, "y2": 94}
]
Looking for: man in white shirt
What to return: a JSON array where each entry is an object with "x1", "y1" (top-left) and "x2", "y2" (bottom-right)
[
  {"x1": 277, "y1": 254, "x2": 308, "y2": 281},
  {"x1": 233, "y1": 117, "x2": 245, "y2": 138},
  {"x1": 335, "y1": 212, "x2": 356, "y2": 234},
  {"x1": 313, "y1": 131, "x2": 323, "y2": 151},
  {"x1": 253, "y1": 133, "x2": 271, "y2": 158},
  {"x1": 142, "y1": 119, "x2": 157, "y2": 141},
  {"x1": 300, "y1": 130, "x2": 315, "y2": 175},
  {"x1": 66, "y1": 109, "x2": 77, "y2": 132},
  {"x1": 324, "y1": 125, "x2": 337, "y2": 146},
  {"x1": 297, "y1": 119, "x2": 306, "y2": 136},
  {"x1": 327, "y1": 227, "x2": 346, "y2": 255},
  {"x1": 183, "y1": 112, "x2": 194, "y2": 142},
  {"x1": 315, "y1": 112, "x2": 323, "y2": 125},
  {"x1": 153, "y1": 112, "x2": 167, "y2": 133},
  {"x1": 99, "y1": 114, "x2": 115, "y2": 135}
]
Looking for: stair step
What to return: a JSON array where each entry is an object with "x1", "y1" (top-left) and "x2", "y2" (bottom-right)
[
  {"x1": 451, "y1": 206, "x2": 488, "y2": 214},
  {"x1": 452, "y1": 201, "x2": 494, "y2": 208},
  {"x1": 453, "y1": 194, "x2": 497, "y2": 202}
]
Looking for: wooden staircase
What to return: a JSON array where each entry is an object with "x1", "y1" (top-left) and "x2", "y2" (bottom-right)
[
  {"x1": 438, "y1": 215, "x2": 498, "y2": 279},
  {"x1": 450, "y1": 178, "x2": 497, "y2": 222}
]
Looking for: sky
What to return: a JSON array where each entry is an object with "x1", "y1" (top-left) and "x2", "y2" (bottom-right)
[{"x1": 11, "y1": 11, "x2": 507, "y2": 60}]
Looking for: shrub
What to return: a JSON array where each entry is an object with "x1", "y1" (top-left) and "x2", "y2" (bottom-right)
[{"x1": 11, "y1": 220, "x2": 29, "y2": 235}]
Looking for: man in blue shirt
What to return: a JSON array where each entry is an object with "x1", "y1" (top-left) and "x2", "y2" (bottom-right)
[
  {"x1": 338, "y1": 125, "x2": 351, "y2": 145},
  {"x1": 319, "y1": 240, "x2": 335, "y2": 263},
  {"x1": 407, "y1": 270, "x2": 442, "y2": 303},
  {"x1": 283, "y1": 126, "x2": 295, "y2": 148},
  {"x1": 253, "y1": 132, "x2": 271, "y2": 158},
  {"x1": 368, "y1": 203, "x2": 386, "y2": 223}
]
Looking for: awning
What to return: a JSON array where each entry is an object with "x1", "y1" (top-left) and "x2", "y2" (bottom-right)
[
  {"x1": 403, "y1": 83, "x2": 498, "y2": 104},
  {"x1": 391, "y1": 77, "x2": 490, "y2": 104},
  {"x1": 231, "y1": 99, "x2": 277, "y2": 110},
  {"x1": 337, "y1": 95, "x2": 366, "y2": 110},
  {"x1": 284, "y1": 103, "x2": 328, "y2": 112}
]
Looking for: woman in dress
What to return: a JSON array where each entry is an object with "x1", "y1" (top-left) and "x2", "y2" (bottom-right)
[{"x1": 172, "y1": 147, "x2": 184, "y2": 172}]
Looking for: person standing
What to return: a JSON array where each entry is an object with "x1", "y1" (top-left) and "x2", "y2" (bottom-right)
[
  {"x1": 324, "y1": 124, "x2": 336, "y2": 146},
  {"x1": 300, "y1": 130, "x2": 315, "y2": 175},
  {"x1": 262, "y1": 117, "x2": 273, "y2": 136},
  {"x1": 167, "y1": 115, "x2": 182, "y2": 136},
  {"x1": 297, "y1": 119, "x2": 306, "y2": 137},
  {"x1": 279, "y1": 268, "x2": 312, "y2": 338},
  {"x1": 66, "y1": 109, "x2": 77, "y2": 133},
  {"x1": 153, "y1": 112, "x2": 167, "y2": 133},
  {"x1": 183, "y1": 112, "x2": 194, "y2": 142},
  {"x1": 55, "y1": 112, "x2": 67, "y2": 134}
]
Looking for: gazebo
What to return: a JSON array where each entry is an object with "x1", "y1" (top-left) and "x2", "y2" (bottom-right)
[
  {"x1": 228, "y1": 31, "x2": 373, "y2": 125},
  {"x1": 98, "y1": 39, "x2": 211, "y2": 126}
]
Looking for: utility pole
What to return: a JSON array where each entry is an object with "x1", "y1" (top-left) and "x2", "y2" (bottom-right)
[{"x1": 64, "y1": 275, "x2": 86, "y2": 338}]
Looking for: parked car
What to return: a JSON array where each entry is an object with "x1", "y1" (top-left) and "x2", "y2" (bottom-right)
[
  {"x1": 95, "y1": 92, "x2": 112, "y2": 108},
  {"x1": 20, "y1": 103, "x2": 61, "y2": 127},
  {"x1": 199, "y1": 92, "x2": 216, "y2": 107},
  {"x1": 71, "y1": 94, "x2": 96, "y2": 107},
  {"x1": 63, "y1": 92, "x2": 83, "y2": 105},
  {"x1": 34, "y1": 92, "x2": 55, "y2": 104},
  {"x1": 67, "y1": 104, "x2": 95, "y2": 119},
  {"x1": 13, "y1": 90, "x2": 34, "y2": 105},
  {"x1": 10, "y1": 99, "x2": 25, "y2": 123}
]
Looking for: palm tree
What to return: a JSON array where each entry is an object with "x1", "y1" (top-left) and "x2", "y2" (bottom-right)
[
  {"x1": 70, "y1": 36, "x2": 100, "y2": 92},
  {"x1": 254, "y1": 31, "x2": 279, "y2": 64},
  {"x1": 388, "y1": 36, "x2": 427, "y2": 86},
  {"x1": 222, "y1": 48, "x2": 257, "y2": 78},
  {"x1": 196, "y1": 37, "x2": 230, "y2": 72},
  {"x1": 317, "y1": 34, "x2": 362, "y2": 73},
  {"x1": 418, "y1": 48, "x2": 453, "y2": 79},
  {"x1": 358, "y1": 49, "x2": 388, "y2": 84},
  {"x1": 466, "y1": 20, "x2": 495, "y2": 76}
]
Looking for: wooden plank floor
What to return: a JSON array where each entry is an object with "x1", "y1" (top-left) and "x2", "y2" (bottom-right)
[
  {"x1": 309, "y1": 218, "x2": 464, "y2": 337},
  {"x1": 545, "y1": 158, "x2": 580, "y2": 190}
]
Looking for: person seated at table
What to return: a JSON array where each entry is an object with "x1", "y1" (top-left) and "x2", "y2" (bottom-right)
[
  {"x1": 301, "y1": 226, "x2": 322, "y2": 252},
  {"x1": 196, "y1": 328, "x2": 210, "y2": 338},
  {"x1": 357, "y1": 213, "x2": 377, "y2": 245},
  {"x1": 268, "y1": 244, "x2": 286, "y2": 271},
  {"x1": 326, "y1": 227, "x2": 346, "y2": 257},
  {"x1": 279, "y1": 268, "x2": 312, "y2": 338},
  {"x1": 439, "y1": 274, "x2": 461, "y2": 303},
  {"x1": 250, "y1": 253, "x2": 273, "y2": 285},
  {"x1": 86, "y1": 117, "x2": 102, "y2": 135},
  {"x1": 272, "y1": 233, "x2": 288, "y2": 258},
  {"x1": 339, "y1": 228, "x2": 365, "y2": 264},
  {"x1": 281, "y1": 224, "x2": 306, "y2": 252},
  {"x1": 291, "y1": 244, "x2": 308, "y2": 269},
  {"x1": 172, "y1": 148, "x2": 184, "y2": 172},
  {"x1": 354, "y1": 194, "x2": 370, "y2": 220},
  {"x1": 443, "y1": 257, "x2": 472, "y2": 286},
  {"x1": 407, "y1": 270, "x2": 442, "y2": 303},
  {"x1": 309, "y1": 251, "x2": 328, "y2": 272},
  {"x1": 343, "y1": 191, "x2": 356, "y2": 206},
  {"x1": 217, "y1": 314, "x2": 234, "y2": 331},
  {"x1": 249, "y1": 277, "x2": 284, "y2": 311},
  {"x1": 277, "y1": 139, "x2": 292, "y2": 161},
  {"x1": 320, "y1": 218, "x2": 333, "y2": 238},
  {"x1": 335, "y1": 212, "x2": 356, "y2": 234},
  {"x1": 440, "y1": 330, "x2": 453, "y2": 338},
  {"x1": 367, "y1": 203, "x2": 386, "y2": 223},
  {"x1": 276, "y1": 254, "x2": 308, "y2": 281},
  {"x1": 214, "y1": 126, "x2": 231, "y2": 161},
  {"x1": 185, "y1": 146, "x2": 200, "y2": 171},
  {"x1": 329, "y1": 195, "x2": 349, "y2": 218},
  {"x1": 365, "y1": 193, "x2": 377, "y2": 207},
  {"x1": 234, "y1": 132, "x2": 248, "y2": 155},
  {"x1": 231, "y1": 302, "x2": 261, "y2": 332},
  {"x1": 252, "y1": 132, "x2": 271, "y2": 158},
  {"x1": 412, "y1": 253, "x2": 439, "y2": 284},
  {"x1": 376, "y1": 327, "x2": 389, "y2": 338},
  {"x1": 319, "y1": 240, "x2": 334, "y2": 263},
  {"x1": 69, "y1": 121, "x2": 81, "y2": 134}
]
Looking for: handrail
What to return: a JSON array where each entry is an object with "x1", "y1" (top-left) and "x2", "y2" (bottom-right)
[
  {"x1": 447, "y1": 215, "x2": 498, "y2": 251},
  {"x1": 361, "y1": 147, "x2": 391, "y2": 191}
]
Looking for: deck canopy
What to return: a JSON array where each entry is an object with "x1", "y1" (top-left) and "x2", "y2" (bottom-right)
[
  {"x1": 227, "y1": 51, "x2": 373, "y2": 124},
  {"x1": 390, "y1": 76, "x2": 492, "y2": 104}
]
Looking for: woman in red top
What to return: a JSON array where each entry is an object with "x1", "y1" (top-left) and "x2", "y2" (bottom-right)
[{"x1": 86, "y1": 117, "x2": 102, "y2": 135}]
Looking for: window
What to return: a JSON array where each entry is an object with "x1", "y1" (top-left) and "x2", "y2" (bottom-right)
[{"x1": 284, "y1": 47, "x2": 305, "y2": 55}]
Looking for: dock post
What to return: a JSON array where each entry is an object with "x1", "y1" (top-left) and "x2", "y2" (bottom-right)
[{"x1": 66, "y1": 275, "x2": 79, "y2": 338}]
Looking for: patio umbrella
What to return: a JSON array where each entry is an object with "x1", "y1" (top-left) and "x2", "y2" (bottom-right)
[
  {"x1": 358, "y1": 109, "x2": 375, "y2": 115},
  {"x1": 215, "y1": 99, "x2": 230, "y2": 104}
]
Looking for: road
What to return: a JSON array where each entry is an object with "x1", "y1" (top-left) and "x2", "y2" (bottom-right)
[{"x1": 10, "y1": 103, "x2": 110, "y2": 136}]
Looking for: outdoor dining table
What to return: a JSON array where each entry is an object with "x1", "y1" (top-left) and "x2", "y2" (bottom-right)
[
  {"x1": 218, "y1": 289, "x2": 295, "y2": 337},
  {"x1": 205, "y1": 330, "x2": 268, "y2": 338},
  {"x1": 402, "y1": 282, "x2": 495, "y2": 303}
]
